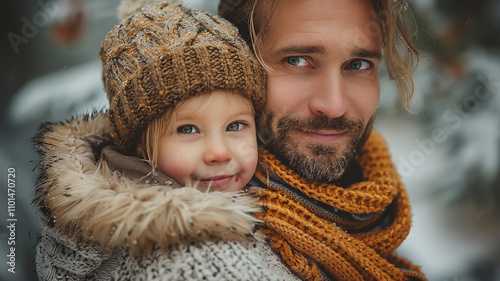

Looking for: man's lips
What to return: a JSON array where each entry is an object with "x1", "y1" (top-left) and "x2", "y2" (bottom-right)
[{"x1": 298, "y1": 129, "x2": 347, "y2": 142}]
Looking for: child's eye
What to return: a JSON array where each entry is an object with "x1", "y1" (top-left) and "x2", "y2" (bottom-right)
[
  {"x1": 226, "y1": 122, "x2": 246, "y2": 132},
  {"x1": 177, "y1": 125, "x2": 199, "y2": 134}
]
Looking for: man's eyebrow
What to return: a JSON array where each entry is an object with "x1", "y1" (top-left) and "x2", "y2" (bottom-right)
[
  {"x1": 276, "y1": 45, "x2": 327, "y2": 55},
  {"x1": 351, "y1": 48, "x2": 382, "y2": 60},
  {"x1": 273, "y1": 45, "x2": 382, "y2": 61}
]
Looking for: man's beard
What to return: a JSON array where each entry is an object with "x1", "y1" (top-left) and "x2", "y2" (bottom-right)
[{"x1": 261, "y1": 114, "x2": 375, "y2": 183}]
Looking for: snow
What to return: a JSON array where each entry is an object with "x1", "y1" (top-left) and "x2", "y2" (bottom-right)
[{"x1": 8, "y1": 60, "x2": 108, "y2": 124}]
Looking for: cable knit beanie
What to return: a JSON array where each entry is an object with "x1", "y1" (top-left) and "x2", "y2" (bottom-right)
[{"x1": 100, "y1": 2, "x2": 266, "y2": 151}]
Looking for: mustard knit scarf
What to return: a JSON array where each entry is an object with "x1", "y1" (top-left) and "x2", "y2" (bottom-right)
[{"x1": 251, "y1": 132, "x2": 427, "y2": 281}]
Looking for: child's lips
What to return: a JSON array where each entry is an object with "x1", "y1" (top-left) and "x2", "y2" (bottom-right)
[{"x1": 198, "y1": 175, "x2": 234, "y2": 188}]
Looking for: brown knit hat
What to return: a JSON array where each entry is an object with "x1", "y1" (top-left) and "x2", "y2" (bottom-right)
[{"x1": 100, "y1": 3, "x2": 266, "y2": 152}]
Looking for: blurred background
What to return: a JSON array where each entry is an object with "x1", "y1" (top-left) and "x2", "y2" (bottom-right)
[{"x1": 0, "y1": 0, "x2": 499, "y2": 280}]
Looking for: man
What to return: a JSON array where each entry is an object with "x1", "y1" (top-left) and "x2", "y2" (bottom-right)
[{"x1": 219, "y1": 0, "x2": 427, "y2": 280}]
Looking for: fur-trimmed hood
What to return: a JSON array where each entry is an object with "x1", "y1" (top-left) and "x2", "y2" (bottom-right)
[{"x1": 33, "y1": 112, "x2": 260, "y2": 255}]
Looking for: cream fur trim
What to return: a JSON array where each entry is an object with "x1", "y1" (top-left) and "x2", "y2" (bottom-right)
[{"x1": 33, "y1": 113, "x2": 260, "y2": 255}]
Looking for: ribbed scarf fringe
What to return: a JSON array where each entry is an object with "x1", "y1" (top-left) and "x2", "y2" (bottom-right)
[{"x1": 252, "y1": 132, "x2": 427, "y2": 281}]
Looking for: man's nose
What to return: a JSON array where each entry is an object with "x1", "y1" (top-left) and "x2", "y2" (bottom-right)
[
  {"x1": 203, "y1": 136, "x2": 232, "y2": 165},
  {"x1": 308, "y1": 69, "x2": 349, "y2": 118}
]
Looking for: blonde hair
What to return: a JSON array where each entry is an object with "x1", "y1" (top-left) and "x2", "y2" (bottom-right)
[
  {"x1": 136, "y1": 92, "x2": 256, "y2": 169},
  {"x1": 136, "y1": 106, "x2": 176, "y2": 168},
  {"x1": 219, "y1": 0, "x2": 419, "y2": 111}
]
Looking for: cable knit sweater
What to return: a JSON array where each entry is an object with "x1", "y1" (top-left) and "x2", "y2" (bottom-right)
[{"x1": 32, "y1": 112, "x2": 284, "y2": 281}]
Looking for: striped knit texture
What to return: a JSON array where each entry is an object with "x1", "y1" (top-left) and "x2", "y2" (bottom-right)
[
  {"x1": 252, "y1": 131, "x2": 427, "y2": 281},
  {"x1": 99, "y1": 4, "x2": 266, "y2": 151}
]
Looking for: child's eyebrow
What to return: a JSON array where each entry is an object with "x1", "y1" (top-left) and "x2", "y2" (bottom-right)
[
  {"x1": 175, "y1": 109, "x2": 254, "y2": 122},
  {"x1": 230, "y1": 111, "x2": 255, "y2": 118}
]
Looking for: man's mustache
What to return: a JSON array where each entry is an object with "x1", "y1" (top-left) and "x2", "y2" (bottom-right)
[{"x1": 276, "y1": 115, "x2": 363, "y2": 133}]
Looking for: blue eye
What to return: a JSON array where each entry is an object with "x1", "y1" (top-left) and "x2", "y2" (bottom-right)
[
  {"x1": 177, "y1": 125, "x2": 199, "y2": 134},
  {"x1": 347, "y1": 59, "x2": 372, "y2": 70},
  {"x1": 227, "y1": 122, "x2": 245, "y2": 132},
  {"x1": 285, "y1": 56, "x2": 309, "y2": 67}
]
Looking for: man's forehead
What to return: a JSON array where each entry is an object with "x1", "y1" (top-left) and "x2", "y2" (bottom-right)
[{"x1": 263, "y1": 0, "x2": 383, "y2": 53}]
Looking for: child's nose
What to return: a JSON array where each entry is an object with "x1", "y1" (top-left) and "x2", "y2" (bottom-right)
[{"x1": 203, "y1": 139, "x2": 232, "y2": 165}]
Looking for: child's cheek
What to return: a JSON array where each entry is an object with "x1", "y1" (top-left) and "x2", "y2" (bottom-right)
[{"x1": 157, "y1": 143, "x2": 194, "y2": 187}]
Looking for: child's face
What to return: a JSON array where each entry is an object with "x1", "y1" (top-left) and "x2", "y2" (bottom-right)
[{"x1": 157, "y1": 90, "x2": 258, "y2": 192}]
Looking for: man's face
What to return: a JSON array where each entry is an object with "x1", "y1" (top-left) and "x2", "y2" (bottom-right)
[{"x1": 260, "y1": 0, "x2": 383, "y2": 182}]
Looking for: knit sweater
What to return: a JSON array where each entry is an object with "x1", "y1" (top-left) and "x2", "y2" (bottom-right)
[{"x1": 32, "y1": 112, "x2": 281, "y2": 281}]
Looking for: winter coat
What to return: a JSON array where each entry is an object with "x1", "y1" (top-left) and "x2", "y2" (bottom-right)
[{"x1": 32, "y1": 112, "x2": 297, "y2": 281}]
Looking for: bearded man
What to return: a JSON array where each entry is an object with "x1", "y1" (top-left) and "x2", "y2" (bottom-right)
[{"x1": 219, "y1": 0, "x2": 427, "y2": 280}]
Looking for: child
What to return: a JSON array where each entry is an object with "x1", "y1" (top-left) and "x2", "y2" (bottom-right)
[{"x1": 33, "y1": 2, "x2": 278, "y2": 280}]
